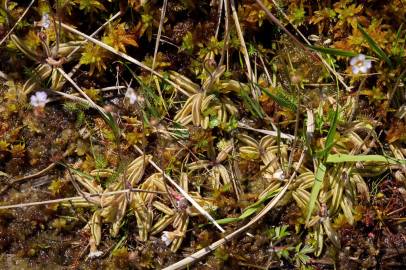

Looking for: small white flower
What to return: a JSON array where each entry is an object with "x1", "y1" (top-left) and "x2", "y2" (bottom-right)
[
  {"x1": 125, "y1": 87, "x2": 138, "y2": 105},
  {"x1": 273, "y1": 169, "x2": 285, "y2": 181},
  {"x1": 350, "y1": 54, "x2": 372, "y2": 74},
  {"x1": 42, "y1": 14, "x2": 51, "y2": 29},
  {"x1": 87, "y1": 250, "x2": 103, "y2": 259},
  {"x1": 30, "y1": 91, "x2": 49, "y2": 108},
  {"x1": 161, "y1": 231, "x2": 174, "y2": 246}
]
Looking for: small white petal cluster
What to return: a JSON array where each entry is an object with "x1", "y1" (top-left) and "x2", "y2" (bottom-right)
[
  {"x1": 273, "y1": 169, "x2": 285, "y2": 181},
  {"x1": 161, "y1": 231, "x2": 174, "y2": 246},
  {"x1": 41, "y1": 14, "x2": 51, "y2": 29},
  {"x1": 125, "y1": 87, "x2": 138, "y2": 105},
  {"x1": 30, "y1": 91, "x2": 49, "y2": 108},
  {"x1": 350, "y1": 54, "x2": 372, "y2": 74},
  {"x1": 87, "y1": 250, "x2": 103, "y2": 259}
]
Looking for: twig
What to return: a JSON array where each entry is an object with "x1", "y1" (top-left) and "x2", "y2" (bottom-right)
[
  {"x1": 214, "y1": 0, "x2": 224, "y2": 39},
  {"x1": 133, "y1": 145, "x2": 225, "y2": 233},
  {"x1": 65, "y1": 11, "x2": 121, "y2": 90},
  {"x1": 238, "y1": 122, "x2": 294, "y2": 140},
  {"x1": 387, "y1": 68, "x2": 406, "y2": 104},
  {"x1": 53, "y1": 90, "x2": 98, "y2": 109},
  {"x1": 230, "y1": 0, "x2": 256, "y2": 99},
  {"x1": 151, "y1": 0, "x2": 168, "y2": 112},
  {"x1": 66, "y1": 12, "x2": 121, "y2": 62},
  {"x1": 0, "y1": 188, "x2": 167, "y2": 210},
  {"x1": 60, "y1": 22, "x2": 191, "y2": 97},
  {"x1": 219, "y1": 0, "x2": 230, "y2": 68},
  {"x1": 163, "y1": 149, "x2": 306, "y2": 270},
  {"x1": 152, "y1": 0, "x2": 167, "y2": 71},
  {"x1": 255, "y1": 0, "x2": 351, "y2": 92},
  {"x1": 0, "y1": 70, "x2": 9, "y2": 80},
  {"x1": 254, "y1": 0, "x2": 308, "y2": 54},
  {"x1": 57, "y1": 67, "x2": 109, "y2": 119},
  {"x1": 6, "y1": 146, "x2": 73, "y2": 187},
  {"x1": 10, "y1": 163, "x2": 57, "y2": 185},
  {"x1": 258, "y1": 54, "x2": 273, "y2": 87},
  {"x1": 0, "y1": 0, "x2": 35, "y2": 46},
  {"x1": 348, "y1": 77, "x2": 367, "y2": 122}
]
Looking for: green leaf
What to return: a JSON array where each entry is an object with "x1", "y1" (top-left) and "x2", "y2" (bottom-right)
[
  {"x1": 209, "y1": 116, "x2": 220, "y2": 128},
  {"x1": 240, "y1": 88, "x2": 265, "y2": 119},
  {"x1": 169, "y1": 124, "x2": 189, "y2": 140},
  {"x1": 215, "y1": 217, "x2": 241, "y2": 225},
  {"x1": 319, "y1": 106, "x2": 339, "y2": 160},
  {"x1": 305, "y1": 163, "x2": 326, "y2": 225},
  {"x1": 308, "y1": 45, "x2": 358, "y2": 57},
  {"x1": 247, "y1": 188, "x2": 280, "y2": 208},
  {"x1": 101, "y1": 112, "x2": 121, "y2": 144},
  {"x1": 326, "y1": 154, "x2": 406, "y2": 165},
  {"x1": 238, "y1": 206, "x2": 258, "y2": 219},
  {"x1": 274, "y1": 225, "x2": 290, "y2": 239},
  {"x1": 214, "y1": 189, "x2": 279, "y2": 225},
  {"x1": 358, "y1": 24, "x2": 392, "y2": 67}
]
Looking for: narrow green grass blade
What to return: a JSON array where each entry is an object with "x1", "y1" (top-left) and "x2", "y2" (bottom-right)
[
  {"x1": 215, "y1": 206, "x2": 259, "y2": 225},
  {"x1": 216, "y1": 217, "x2": 241, "y2": 225},
  {"x1": 308, "y1": 45, "x2": 358, "y2": 57},
  {"x1": 326, "y1": 154, "x2": 406, "y2": 165},
  {"x1": 259, "y1": 86, "x2": 297, "y2": 112},
  {"x1": 253, "y1": 189, "x2": 280, "y2": 205},
  {"x1": 239, "y1": 207, "x2": 259, "y2": 219},
  {"x1": 240, "y1": 88, "x2": 265, "y2": 118},
  {"x1": 102, "y1": 112, "x2": 121, "y2": 144},
  {"x1": 305, "y1": 163, "x2": 326, "y2": 225},
  {"x1": 214, "y1": 189, "x2": 279, "y2": 225},
  {"x1": 319, "y1": 107, "x2": 338, "y2": 160},
  {"x1": 358, "y1": 24, "x2": 392, "y2": 67},
  {"x1": 58, "y1": 162, "x2": 94, "y2": 180}
]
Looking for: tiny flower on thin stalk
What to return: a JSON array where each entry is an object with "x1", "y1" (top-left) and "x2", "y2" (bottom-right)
[
  {"x1": 87, "y1": 250, "x2": 103, "y2": 259},
  {"x1": 161, "y1": 231, "x2": 173, "y2": 246},
  {"x1": 30, "y1": 91, "x2": 49, "y2": 117},
  {"x1": 350, "y1": 54, "x2": 372, "y2": 74},
  {"x1": 161, "y1": 230, "x2": 182, "y2": 246},
  {"x1": 30, "y1": 91, "x2": 49, "y2": 108},
  {"x1": 272, "y1": 169, "x2": 285, "y2": 181},
  {"x1": 41, "y1": 14, "x2": 51, "y2": 29},
  {"x1": 35, "y1": 13, "x2": 51, "y2": 29},
  {"x1": 125, "y1": 87, "x2": 138, "y2": 104},
  {"x1": 124, "y1": 87, "x2": 144, "y2": 108}
]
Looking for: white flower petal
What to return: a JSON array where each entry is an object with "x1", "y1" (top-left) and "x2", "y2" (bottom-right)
[
  {"x1": 87, "y1": 250, "x2": 103, "y2": 259},
  {"x1": 30, "y1": 96, "x2": 38, "y2": 106},
  {"x1": 350, "y1": 56, "x2": 357, "y2": 66},
  {"x1": 365, "y1": 60, "x2": 372, "y2": 68},
  {"x1": 350, "y1": 54, "x2": 372, "y2": 74},
  {"x1": 30, "y1": 91, "x2": 49, "y2": 108},
  {"x1": 273, "y1": 169, "x2": 285, "y2": 181},
  {"x1": 125, "y1": 88, "x2": 138, "y2": 105},
  {"x1": 161, "y1": 231, "x2": 173, "y2": 246},
  {"x1": 42, "y1": 14, "x2": 50, "y2": 29},
  {"x1": 352, "y1": 66, "x2": 360, "y2": 74},
  {"x1": 360, "y1": 65, "x2": 368, "y2": 73},
  {"x1": 36, "y1": 91, "x2": 48, "y2": 101},
  {"x1": 129, "y1": 94, "x2": 137, "y2": 104}
]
